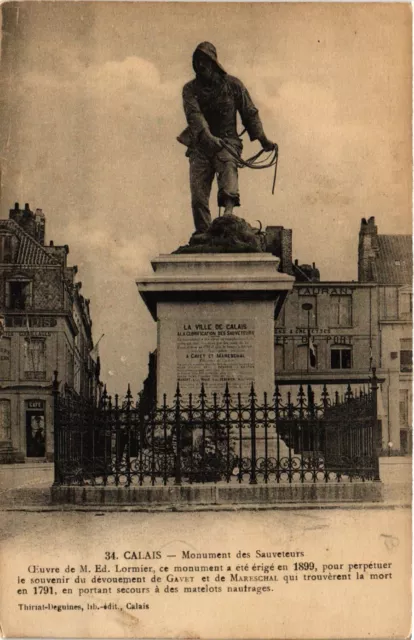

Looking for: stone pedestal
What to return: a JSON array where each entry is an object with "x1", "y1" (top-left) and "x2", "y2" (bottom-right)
[{"x1": 137, "y1": 253, "x2": 294, "y2": 403}]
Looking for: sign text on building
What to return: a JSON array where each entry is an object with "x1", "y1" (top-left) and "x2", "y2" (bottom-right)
[
  {"x1": 27, "y1": 400, "x2": 45, "y2": 410},
  {"x1": 298, "y1": 286, "x2": 354, "y2": 296},
  {"x1": 176, "y1": 319, "x2": 255, "y2": 395}
]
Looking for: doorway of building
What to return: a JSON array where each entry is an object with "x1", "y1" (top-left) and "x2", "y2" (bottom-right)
[{"x1": 26, "y1": 412, "x2": 45, "y2": 457}]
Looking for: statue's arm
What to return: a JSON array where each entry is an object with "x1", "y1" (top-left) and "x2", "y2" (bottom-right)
[
  {"x1": 234, "y1": 78, "x2": 276, "y2": 151},
  {"x1": 182, "y1": 83, "x2": 210, "y2": 140},
  {"x1": 181, "y1": 83, "x2": 223, "y2": 153},
  {"x1": 234, "y1": 78, "x2": 265, "y2": 142}
]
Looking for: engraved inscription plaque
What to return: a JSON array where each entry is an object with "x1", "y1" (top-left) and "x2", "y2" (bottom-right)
[{"x1": 176, "y1": 319, "x2": 255, "y2": 396}]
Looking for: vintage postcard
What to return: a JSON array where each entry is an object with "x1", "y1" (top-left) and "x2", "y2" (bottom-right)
[{"x1": 0, "y1": 2, "x2": 412, "y2": 638}]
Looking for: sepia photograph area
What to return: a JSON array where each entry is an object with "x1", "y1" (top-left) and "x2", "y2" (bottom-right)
[{"x1": 0, "y1": 2, "x2": 412, "y2": 638}]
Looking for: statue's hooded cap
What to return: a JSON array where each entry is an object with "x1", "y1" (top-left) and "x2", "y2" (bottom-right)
[{"x1": 192, "y1": 42, "x2": 226, "y2": 74}]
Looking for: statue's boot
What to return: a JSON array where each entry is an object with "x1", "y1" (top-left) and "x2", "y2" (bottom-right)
[{"x1": 223, "y1": 200, "x2": 235, "y2": 216}]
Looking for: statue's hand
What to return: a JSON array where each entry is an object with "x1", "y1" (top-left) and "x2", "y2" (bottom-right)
[
  {"x1": 260, "y1": 136, "x2": 278, "y2": 153},
  {"x1": 211, "y1": 135, "x2": 224, "y2": 152},
  {"x1": 200, "y1": 130, "x2": 223, "y2": 154}
]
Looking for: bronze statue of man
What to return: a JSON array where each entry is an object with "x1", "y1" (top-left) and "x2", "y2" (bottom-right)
[{"x1": 178, "y1": 42, "x2": 276, "y2": 236}]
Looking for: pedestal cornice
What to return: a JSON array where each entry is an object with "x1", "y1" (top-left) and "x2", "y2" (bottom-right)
[{"x1": 137, "y1": 253, "x2": 294, "y2": 320}]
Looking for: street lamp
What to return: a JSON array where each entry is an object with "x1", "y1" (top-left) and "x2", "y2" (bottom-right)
[{"x1": 302, "y1": 303, "x2": 313, "y2": 372}]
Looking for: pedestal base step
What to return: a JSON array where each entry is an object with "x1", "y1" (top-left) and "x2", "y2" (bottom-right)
[{"x1": 51, "y1": 482, "x2": 383, "y2": 507}]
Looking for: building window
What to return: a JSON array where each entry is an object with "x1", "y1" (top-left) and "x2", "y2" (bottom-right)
[
  {"x1": 6, "y1": 280, "x2": 32, "y2": 310},
  {"x1": 0, "y1": 337, "x2": 11, "y2": 380},
  {"x1": 399, "y1": 290, "x2": 412, "y2": 318},
  {"x1": 331, "y1": 347, "x2": 352, "y2": 369},
  {"x1": 399, "y1": 390, "x2": 409, "y2": 427},
  {"x1": 0, "y1": 400, "x2": 11, "y2": 440},
  {"x1": 0, "y1": 235, "x2": 13, "y2": 263},
  {"x1": 24, "y1": 339, "x2": 46, "y2": 380},
  {"x1": 380, "y1": 287, "x2": 398, "y2": 320},
  {"x1": 400, "y1": 339, "x2": 412, "y2": 373},
  {"x1": 330, "y1": 295, "x2": 352, "y2": 327},
  {"x1": 399, "y1": 389, "x2": 412, "y2": 455},
  {"x1": 298, "y1": 297, "x2": 317, "y2": 328}
]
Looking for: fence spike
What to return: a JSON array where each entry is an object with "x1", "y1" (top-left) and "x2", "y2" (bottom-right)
[
  {"x1": 297, "y1": 385, "x2": 305, "y2": 411},
  {"x1": 345, "y1": 383, "x2": 353, "y2": 402},
  {"x1": 321, "y1": 384, "x2": 330, "y2": 409},
  {"x1": 274, "y1": 383, "x2": 281, "y2": 402},
  {"x1": 273, "y1": 383, "x2": 282, "y2": 416}
]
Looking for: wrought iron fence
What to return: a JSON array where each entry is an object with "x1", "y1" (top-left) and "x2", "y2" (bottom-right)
[{"x1": 53, "y1": 371, "x2": 381, "y2": 487}]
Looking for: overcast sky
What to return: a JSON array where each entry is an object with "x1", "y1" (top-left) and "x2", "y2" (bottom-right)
[{"x1": 0, "y1": 2, "x2": 411, "y2": 393}]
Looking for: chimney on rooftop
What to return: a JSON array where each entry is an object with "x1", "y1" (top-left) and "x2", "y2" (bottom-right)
[
  {"x1": 265, "y1": 226, "x2": 293, "y2": 274},
  {"x1": 358, "y1": 216, "x2": 378, "y2": 282},
  {"x1": 9, "y1": 202, "x2": 46, "y2": 244},
  {"x1": 35, "y1": 208, "x2": 45, "y2": 245}
]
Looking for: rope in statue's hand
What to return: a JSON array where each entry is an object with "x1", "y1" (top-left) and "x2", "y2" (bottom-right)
[{"x1": 220, "y1": 140, "x2": 279, "y2": 196}]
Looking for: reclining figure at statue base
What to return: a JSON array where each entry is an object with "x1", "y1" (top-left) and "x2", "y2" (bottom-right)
[{"x1": 174, "y1": 213, "x2": 266, "y2": 254}]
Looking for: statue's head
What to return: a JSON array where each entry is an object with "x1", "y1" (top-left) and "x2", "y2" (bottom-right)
[{"x1": 193, "y1": 42, "x2": 226, "y2": 80}]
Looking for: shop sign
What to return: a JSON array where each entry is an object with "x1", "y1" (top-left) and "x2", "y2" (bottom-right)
[{"x1": 27, "y1": 400, "x2": 45, "y2": 410}]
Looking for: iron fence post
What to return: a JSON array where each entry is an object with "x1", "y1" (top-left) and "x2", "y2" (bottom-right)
[
  {"x1": 174, "y1": 384, "x2": 182, "y2": 485},
  {"x1": 249, "y1": 384, "x2": 257, "y2": 484},
  {"x1": 138, "y1": 394, "x2": 145, "y2": 486},
  {"x1": 371, "y1": 368, "x2": 381, "y2": 481},
  {"x1": 237, "y1": 392, "x2": 243, "y2": 483},
  {"x1": 125, "y1": 384, "x2": 133, "y2": 487},
  {"x1": 263, "y1": 392, "x2": 269, "y2": 483},
  {"x1": 224, "y1": 384, "x2": 231, "y2": 482},
  {"x1": 274, "y1": 385, "x2": 281, "y2": 483},
  {"x1": 52, "y1": 371, "x2": 61, "y2": 486},
  {"x1": 200, "y1": 384, "x2": 207, "y2": 484}
]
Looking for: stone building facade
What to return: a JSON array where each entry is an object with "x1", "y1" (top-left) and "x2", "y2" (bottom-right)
[
  {"x1": 358, "y1": 217, "x2": 412, "y2": 454},
  {"x1": 0, "y1": 203, "x2": 101, "y2": 462},
  {"x1": 272, "y1": 217, "x2": 412, "y2": 455},
  {"x1": 275, "y1": 282, "x2": 378, "y2": 379}
]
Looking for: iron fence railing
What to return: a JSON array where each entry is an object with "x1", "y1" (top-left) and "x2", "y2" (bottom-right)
[{"x1": 53, "y1": 371, "x2": 381, "y2": 487}]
